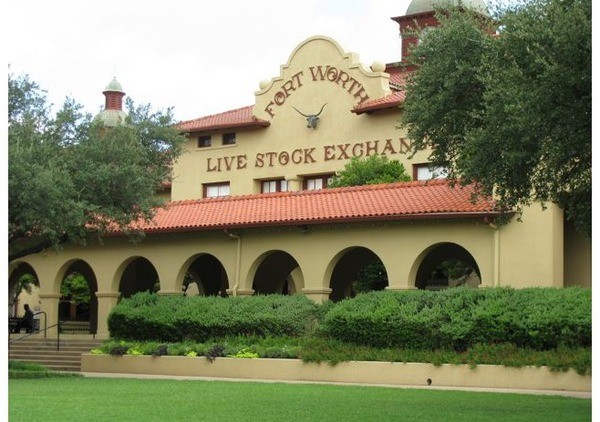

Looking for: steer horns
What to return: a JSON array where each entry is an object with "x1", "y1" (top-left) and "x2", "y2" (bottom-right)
[{"x1": 292, "y1": 103, "x2": 327, "y2": 129}]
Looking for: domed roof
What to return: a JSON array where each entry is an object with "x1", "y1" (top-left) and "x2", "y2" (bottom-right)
[
  {"x1": 406, "y1": 0, "x2": 489, "y2": 17},
  {"x1": 96, "y1": 109, "x2": 128, "y2": 127},
  {"x1": 104, "y1": 76, "x2": 124, "y2": 93}
]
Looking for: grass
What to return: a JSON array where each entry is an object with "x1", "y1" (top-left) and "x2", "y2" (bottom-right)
[
  {"x1": 8, "y1": 360, "x2": 82, "y2": 379},
  {"x1": 9, "y1": 377, "x2": 590, "y2": 421}
]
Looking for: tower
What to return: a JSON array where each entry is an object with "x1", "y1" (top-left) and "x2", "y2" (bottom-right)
[
  {"x1": 392, "y1": 0, "x2": 490, "y2": 62},
  {"x1": 96, "y1": 77, "x2": 127, "y2": 126}
]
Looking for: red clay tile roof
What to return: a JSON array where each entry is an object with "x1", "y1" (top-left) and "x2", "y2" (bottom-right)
[
  {"x1": 352, "y1": 90, "x2": 406, "y2": 114},
  {"x1": 118, "y1": 180, "x2": 500, "y2": 235},
  {"x1": 178, "y1": 106, "x2": 270, "y2": 133},
  {"x1": 352, "y1": 66, "x2": 412, "y2": 114}
]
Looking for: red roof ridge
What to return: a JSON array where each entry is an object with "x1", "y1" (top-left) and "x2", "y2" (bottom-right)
[
  {"x1": 177, "y1": 105, "x2": 270, "y2": 133},
  {"x1": 178, "y1": 105, "x2": 254, "y2": 126},
  {"x1": 109, "y1": 179, "x2": 501, "y2": 236},
  {"x1": 163, "y1": 179, "x2": 462, "y2": 208}
]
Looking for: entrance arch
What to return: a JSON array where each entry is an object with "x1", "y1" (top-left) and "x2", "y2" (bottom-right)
[
  {"x1": 118, "y1": 257, "x2": 159, "y2": 298},
  {"x1": 251, "y1": 250, "x2": 303, "y2": 295},
  {"x1": 56, "y1": 259, "x2": 99, "y2": 333},
  {"x1": 8, "y1": 262, "x2": 40, "y2": 318},
  {"x1": 413, "y1": 242, "x2": 481, "y2": 290},
  {"x1": 328, "y1": 247, "x2": 388, "y2": 302},
  {"x1": 182, "y1": 253, "x2": 229, "y2": 296}
]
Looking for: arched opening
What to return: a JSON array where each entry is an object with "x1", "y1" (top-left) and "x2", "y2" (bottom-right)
[
  {"x1": 9, "y1": 263, "x2": 40, "y2": 319},
  {"x1": 414, "y1": 243, "x2": 481, "y2": 290},
  {"x1": 252, "y1": 251, "x2": 301, "y2": 295},
  {"x1": 119, "y1": 257, "x2": 159, "y2": 299},
  {"x1": 329, "y1": 247, "x2": 388, "y2": 302},
  {"x1": 58, "y1": 260, "x2": 99, "y2": 334},
  {"x1": 183, "y1": 254, "x2": 229, "y2": 297}
]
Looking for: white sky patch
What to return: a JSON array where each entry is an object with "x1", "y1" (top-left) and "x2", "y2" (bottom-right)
[{"x1": 6, "y1": 0, "x2": 411, "y2": 121}]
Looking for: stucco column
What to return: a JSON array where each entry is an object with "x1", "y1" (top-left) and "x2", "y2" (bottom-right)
[
  {"x1": 384, "y1": 259, "x2": 416, "y2": 291},
  {"x1": 37, "y1": 293, "x2": 61, "y2": 337},
  {"x1": 158, "y1": 290, "x2": 184, "y2": 296},
  {"x1": 228, "y1": 288, "x2": 255, "y2": 297},
  {"x1": 301, "y1": 288, "x2": 332, "y2": 304},
  {"x1": 95, "y1": 292, "x2": 120, "y2": 339},
  {"x1": 385, "y1": 285, "x2": 418, "y2": 292}
]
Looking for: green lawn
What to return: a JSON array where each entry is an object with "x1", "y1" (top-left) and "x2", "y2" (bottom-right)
[{"x1": 9, "y1": 377, "x2": 590, "y2": 421}]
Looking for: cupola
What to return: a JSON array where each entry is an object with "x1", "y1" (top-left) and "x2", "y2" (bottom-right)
[
  {"x1": 392, "y1": 0, "x2": 490, "y2": 62},
  {"x1": 96, "y1": 77, "x2": 127, "y2": 126}
]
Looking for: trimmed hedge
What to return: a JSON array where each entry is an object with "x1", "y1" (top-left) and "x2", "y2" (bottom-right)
[
  {"x1": 320, "y1": 287, "x2": 591, "y2": 351},
  {"x1": 108, "y1": 292, "x2": 320, "y2": 342}
]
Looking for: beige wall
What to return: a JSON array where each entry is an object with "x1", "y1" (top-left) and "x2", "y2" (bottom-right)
[
  {"x1": 12, "y1": 213, "x2": 573, "y2": 338},
  {"x1": 172, "y1": 36, "x2": 430, "y2": 201},
  {"x1": 497, "y1": 203, "x2": 564, "y2": 287},
  {"x1": 9, "y1": 35, "x2": 591, "y2": 340}
]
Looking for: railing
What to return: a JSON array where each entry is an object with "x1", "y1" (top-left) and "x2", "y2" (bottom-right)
[
  {"x1": 9, "y1": 320, "x2": 63, "y2": 351},
  {"x1": 9, "y1": 311, "x2": 95, "y2": 352}
]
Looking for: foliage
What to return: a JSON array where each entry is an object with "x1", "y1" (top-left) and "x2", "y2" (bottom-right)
[
  {"x1": 8, "y1": 73, "x2": 187, "y2": 261},
  {"x1": 439, "y1": 259, "x2": 472, "y2": 280},
  {"x1": 60, "y1": 273, "x2": 91, "y2": 304},
  {"x1": 10, "y1": 273, "x2": 38, "y2": 306},
  {"x1": 351, "y1": 261, "x2": 388, "y2": 295},
  {"x1": 9, "y1": 360, "x2": 49, "y2": 372},
  {"x1": 228, "y1": 348, "x2": 260, "y2": 359},
  {"x1": 91, "y1": 334, "x2": 590, "y2": 375},
  {"x1": 402, "y1": 0, "x2": 591, "y2": 235},
  {"x1": 8, "y1": 360, "x2": 82, "y2": 379},
  {"x1": 328, "y1": 155, "x2": 411, "y2": 188},
  {"x1": 107, "y1": 292, "x2": 321, "y2": 342},
  {"x1": 320, "y1": 288, "x2": 591, "y2": 351},
  {"x1": 98, "y1": 288, "x2": 590, "y2": 374}
]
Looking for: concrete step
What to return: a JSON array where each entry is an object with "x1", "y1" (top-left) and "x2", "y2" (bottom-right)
[
  {"x1": 60, "y1": 321, "x2": 91, "y2": 334},
  {"x1": 9, "y1": 337, "x2": 103, "y2": 372}
]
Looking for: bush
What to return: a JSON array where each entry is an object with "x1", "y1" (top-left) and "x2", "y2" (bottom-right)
[
  {"x1": 108, "y1": 293, "x2": 320, "y2": 342},
  {"x1": 320, "y1": 287, "x2": 590, "y2": 351}
]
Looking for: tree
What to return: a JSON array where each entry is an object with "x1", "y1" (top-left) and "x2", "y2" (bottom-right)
[
  {"x1": 10, "y1": 273, "x2": 38, "y2": 310},
  {"x1": 401, "y1": 0, "x2": 591, "y2": 235},
  {"x1": 328, "y1": 155, "x2": 411, "y2": 188},
  {"x1": 9, "y1": 73, "x2": 187, "y2": 261},
  {"x1": 60, "y1": 273, "x2": 91, "y2": 305}
]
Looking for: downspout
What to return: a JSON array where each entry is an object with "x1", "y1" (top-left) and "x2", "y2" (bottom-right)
[{"x1": 224, "y1": 229, "x2": 241, "y2": 297}]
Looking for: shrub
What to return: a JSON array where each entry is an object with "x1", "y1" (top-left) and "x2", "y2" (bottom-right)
[
  {"x1": 108, "y1": 293, "x2": 320, "y2": 342},
  {"x1": 320, "y1": 287, "x2": 590, "y2": 351}
]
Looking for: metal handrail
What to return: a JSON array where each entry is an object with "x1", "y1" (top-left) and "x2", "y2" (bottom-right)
[
  {"x1": 9, "y1": 311, "x2": 95, "y2": 352},
  {"x1": 9, "y1": 321, "x2": 63, "y2": 351}
]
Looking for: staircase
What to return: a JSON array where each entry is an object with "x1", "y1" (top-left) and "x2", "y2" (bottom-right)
[{"x1": 8, "y1": 336, "x2": 103, "y2": 372}]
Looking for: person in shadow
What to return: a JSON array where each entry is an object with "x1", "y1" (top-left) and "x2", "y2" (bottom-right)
[{"x1": 22, "y1": 304, "x2": 35, "y2": 333}]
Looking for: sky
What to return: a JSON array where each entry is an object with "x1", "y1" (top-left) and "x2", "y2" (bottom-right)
[{"x1": 7, "y1": 0, "x2": 413, "y2": 123}]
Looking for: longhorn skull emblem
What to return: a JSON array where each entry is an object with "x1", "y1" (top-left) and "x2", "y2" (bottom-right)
[{"x1": 292, "y1": 103, "x2": 327, "y2": 129}]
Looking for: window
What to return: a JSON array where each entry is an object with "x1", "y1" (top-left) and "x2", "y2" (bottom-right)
[
  {"x1": 413, "y1": 164, "x2": 448, "y2": 181},
  {"x1": 303, "y1": 174, "x2": 334, "y2": 191},
  {"x1": 222, "y1": 133, "x2": 236, "y2": 145},
  {"x1": 198, "y1": 137, "x2": 211, "y2": 148},
  {"x1": 261, "y1": 179, "x2": 289, "y2": 193},
  {"x1": 203, "y1": 182, "x2": 230, "y2": 198},
  {"x1": 197, "y1": 135, "x2": 211, "y2": 148}
]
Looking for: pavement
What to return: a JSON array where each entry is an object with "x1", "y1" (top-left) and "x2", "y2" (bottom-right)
[{"x1": 80, "y1": 372, "x2": 592, "y2": 399}]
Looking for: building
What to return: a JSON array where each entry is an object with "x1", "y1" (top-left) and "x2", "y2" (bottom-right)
[{"x1": 9, "y1": 0, "x2": 591, "y2": 339}]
